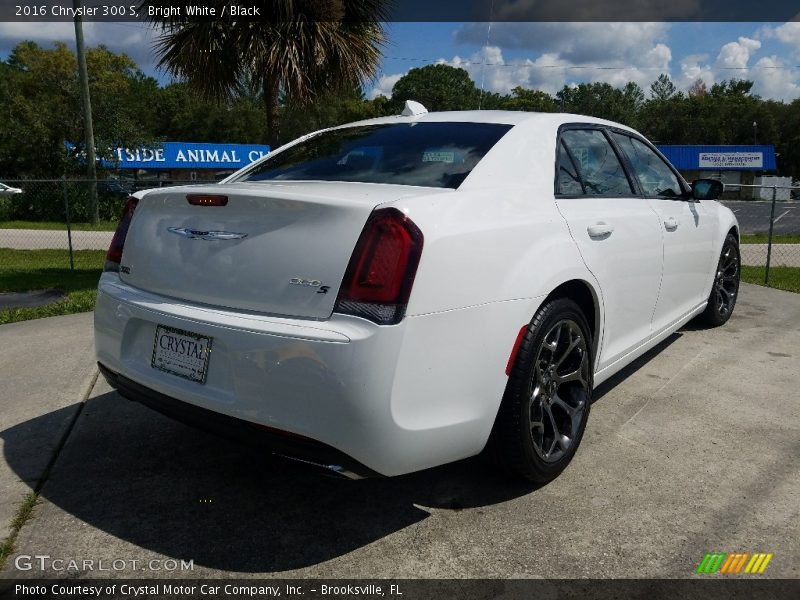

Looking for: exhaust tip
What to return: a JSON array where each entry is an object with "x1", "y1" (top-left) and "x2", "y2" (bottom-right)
[{"x1": 274, "y1": 454, "x2": 365, "y2": 480}]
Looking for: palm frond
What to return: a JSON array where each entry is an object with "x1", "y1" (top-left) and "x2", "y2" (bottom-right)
[{"x1": 142, "y1": 0, "x2": 389, "y2": 144}]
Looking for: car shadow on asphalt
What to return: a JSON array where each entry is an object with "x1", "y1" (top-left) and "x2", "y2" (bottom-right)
[
  {"x1": 1, "y1": 392, "x2": 537, "y2": 573},
  {"x1": 591, "y1": 332, "x2": 682, "y2": 403},
  {"x1": 1, "y1": 326, "x2": 704, "y2": 573}
]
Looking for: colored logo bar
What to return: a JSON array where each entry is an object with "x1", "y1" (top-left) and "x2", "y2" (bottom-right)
[{"x1": 696, "y1": 552, "x2": 773, "y2": 574}]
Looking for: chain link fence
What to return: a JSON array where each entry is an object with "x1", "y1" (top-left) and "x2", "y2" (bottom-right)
[
  {"x1": 0, "y1": 178, "x2": 197, "y2": 270},
  {"x1": 1, "y1": 178, "x2": 799, "y2": 284},
  {"x1": 721, "y1": 184, "x2": 800, "y2": 285}
]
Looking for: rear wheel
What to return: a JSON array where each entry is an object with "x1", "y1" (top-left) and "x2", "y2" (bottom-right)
[
  {"x1": 490, "y1": 298, "x2": 592, "y2": 483},
  {"x1": 697, "y1": 233, "x2": 740, "y2": 327}
]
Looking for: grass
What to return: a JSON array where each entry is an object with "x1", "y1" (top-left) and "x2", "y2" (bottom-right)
[
  {"x1": 1, "y1": 245, "x2": 797, "y2": 329},
  {"x1": 0, "y1": 249, "x2": 105, "y2": 325},
  {"x1": 742, "y1": 266, "x2": 800, "y2": 294},
  {"x1": 0, "y1": 220, "x2": 117, "y2": 231},
  {"x1": 740, "y1": 233, "x2": 800, "y2": 244},
  {"x1": 0, "y1": 492, "x2": 40, "y2": 569}
]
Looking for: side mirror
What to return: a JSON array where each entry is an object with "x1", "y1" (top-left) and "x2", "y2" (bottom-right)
[{"x1": 692, "y1": 179, "x2": 724, "y2": 201}]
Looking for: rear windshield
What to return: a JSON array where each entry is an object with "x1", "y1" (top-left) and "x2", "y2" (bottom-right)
[{"x1": 233, "y1": 122, "x2": 512, "y2": 189}]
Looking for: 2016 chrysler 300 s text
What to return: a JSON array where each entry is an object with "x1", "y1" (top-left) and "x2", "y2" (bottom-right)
[{"x1": 95, "y1": 102, "x2": 739, "y2": 482}]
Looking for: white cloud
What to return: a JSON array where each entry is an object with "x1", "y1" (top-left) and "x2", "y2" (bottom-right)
[
  {"x1": 371, "y1": 29, "x2": 800, "y2": 103},
  {"x1": 438, "y1": 42, "x2": 672, "y2": 96},
  {"x1": 454, "y1": 22, "x2": 670, "y2": 65},
  {"x1": 440, "y1": 47, "x2": 567, "y2": 95},
  {"x1": 759, "y1": 22, "x2": 800, "y2": 47},
  {"x1": 772, "y1": 22, "x2": 800, "y2": 44},
  {"x1": 445, "y1": 23, "x2": 676, "y2": 95},
  {"x1": 750, "y1": 56, "x2": 800, "y2": 101},
  {"x1": 675, "y1": 35, "x2": 800, "y2": 101},
  {"x1": 368, "y1": 73, "x2": 403, "y2": 99},
  {"x1": 677, "y1": 54, "x2": 715, "y2": 90},
  {"x1": 369, "y1": 47, "x2": 571, "y2": 100},
  {"x1": 370, "y1": 36, "x2": 674, "y2": 100},
  {"x1": 715, "y1": 36, "x2": 761, "y2": 70},
  {"x1": 448, "y1": 23, "x2": 800, "y2": 101}
]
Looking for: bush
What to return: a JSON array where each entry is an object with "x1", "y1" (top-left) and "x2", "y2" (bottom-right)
[{"x1": 0, "y1": 196, "x2": 13, "y2": 220}]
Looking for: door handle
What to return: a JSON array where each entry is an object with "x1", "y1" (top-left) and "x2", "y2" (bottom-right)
[
  {"x1": 664, "y1": 217, "x2": 679, "y2": 231},
  {"x1": 587, "y1": 222, "x2": 615, "y2": 238}
]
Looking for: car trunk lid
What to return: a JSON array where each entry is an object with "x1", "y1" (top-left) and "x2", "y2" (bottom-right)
[{"x1": 119, "y1": 182, "x2": 445, "y2": 319}]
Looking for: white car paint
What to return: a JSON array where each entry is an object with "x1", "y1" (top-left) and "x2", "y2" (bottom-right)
[{"x1": 94, "y1": 110, "x2": 738, "y2": 477}]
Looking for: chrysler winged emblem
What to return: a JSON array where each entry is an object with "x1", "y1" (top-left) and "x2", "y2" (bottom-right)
[{"x1": 168, "y1": 227, "x2": 248, "y2": 241}]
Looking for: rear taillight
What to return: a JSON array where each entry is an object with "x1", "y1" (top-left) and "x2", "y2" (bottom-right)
[
  {"x1": 334, "y1": 208, "x2": 423, "y2": 325},
  {"x1": 104, "y1": 195, "x2": 139, "y2": 272},
  {"x1": 187, "y1": 193, "x2": 228, "y2": 206}
]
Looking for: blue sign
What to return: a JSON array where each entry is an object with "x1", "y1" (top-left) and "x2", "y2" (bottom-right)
[
  {"x1": 111, "y1": 142, "x2": 271, "y2": 169},
  {"x1": 656, "y1": 145, "x2": 776, "y2": 171}
]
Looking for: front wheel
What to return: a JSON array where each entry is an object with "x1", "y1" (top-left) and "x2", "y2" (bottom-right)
[
  {"x1": 489, "y1": 298, "x2": 592, "y2": 483},
  {"x1": 697, "y1": 233, "x2": 740, "y2": 327}
]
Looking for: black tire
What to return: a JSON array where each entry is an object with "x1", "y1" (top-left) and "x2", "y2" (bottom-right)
[
  {"x1": 697, "y1": 233, "x2": 740, "y2": 328},
  {"x1": 489, "y1": 298, "x2": 593, "y2": 484}
]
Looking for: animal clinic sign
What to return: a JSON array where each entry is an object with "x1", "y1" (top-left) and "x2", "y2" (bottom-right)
[{"x1": 113, "y1": 142, "x2": 271, "y2": 170}]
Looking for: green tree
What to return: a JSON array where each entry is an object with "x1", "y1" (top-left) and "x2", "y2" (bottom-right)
[
  {"x1": 85, "y1": 45, "x2": 159, "y2": 160},
  {"x1": 499, "y1": 87, "x2": 558, "y2": 112},
  {"x1": 390, "y1": 64, "x2": 481, "y2": 112},
  {"x1": 280, "y1": 86, "x2": 387, "y2": 141},
  {"x1": 155, "y1": 82, "x2": 266, "y2": 144},
  {"x1": 556, "y1": 81, "x2": 644, "y2": 126},
  {"x1": 773, "y1": 99, "x2": 800, "y2": 179},
  {"x1": 0, "y1": 41, "x2": 156, "y2": 177},
  {"x1": 0, "y1": 41, "x2": 79, "y2": 176},
  {"x1": 146, "y1": 0, "x2": 388, "y2": 147},
  {"x1": 649, "y1": 73, "x2": 678, "y2": 101}
]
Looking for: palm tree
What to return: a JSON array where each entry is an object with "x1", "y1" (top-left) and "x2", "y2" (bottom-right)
[{"x1": 146, "y1": 0, "x2": 388, "y2": 147}]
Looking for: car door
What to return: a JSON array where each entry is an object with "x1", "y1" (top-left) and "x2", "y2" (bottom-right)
[
  {"x1": 610, "y1": 132, "x2": 716, "y2": 333},
  {"x1": 554, "y1": 126, "x2": 664, "y2": 371}
]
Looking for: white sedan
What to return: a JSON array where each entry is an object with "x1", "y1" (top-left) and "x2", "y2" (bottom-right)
[
  {"x1": 94, "y1": 104, "x2": 739, "y2": 482},
  {"x1": 0, "y1": 182, "x2": 23, "y2": 195}
]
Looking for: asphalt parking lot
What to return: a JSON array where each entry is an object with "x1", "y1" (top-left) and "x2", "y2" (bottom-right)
[
  {"x1": 1, "y1": 282, "x2": 799, "y2": 579},
  {"x1": 722, "y1": 201, "x2": 800, "y2": 235}
]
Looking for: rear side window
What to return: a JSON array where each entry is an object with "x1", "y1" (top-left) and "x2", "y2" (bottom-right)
[
  {"x1": 611, "y1": 133, "x2": 683, "y2": 198},
  {"x1": 234, "y1": 122, "x2": 512, "y2": 189},
  {"x1": 557, "y1": 129, "x2": 634, "y2": 196},
  {"x1": 557, "y1": 141, "x2": 584, "y2": 195}
]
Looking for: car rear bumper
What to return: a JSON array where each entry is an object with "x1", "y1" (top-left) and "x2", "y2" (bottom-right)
[
  {"x1": 94, "y1": 273, "x2": 529, "y2": 476},
  {"x1": 97, "y1": 361, "x2": 380, "y2": 479}
]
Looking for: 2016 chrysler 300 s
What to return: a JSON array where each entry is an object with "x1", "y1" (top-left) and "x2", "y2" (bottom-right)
[{"x1": 95, "y1": 102, "x2": 740, "y2": 482}]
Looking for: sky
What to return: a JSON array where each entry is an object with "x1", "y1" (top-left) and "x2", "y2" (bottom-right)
[{"x1": 1, "y1": 21, "x2": 799, "y2": 102}]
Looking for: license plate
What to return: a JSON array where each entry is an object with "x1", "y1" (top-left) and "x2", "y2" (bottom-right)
[{"x1": 151, "y1": 325, "x2": 212, "y2": 384}]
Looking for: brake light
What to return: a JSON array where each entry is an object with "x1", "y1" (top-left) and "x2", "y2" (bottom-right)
[
  {"x1": 334, "y1": 208, "x2": 423, "y2": 325},
  {"x1": 104, "y1": 195, "x2": 139, "y2": 272},
  {"x1": 187, "y1": 194, "x2": 228, "y2": 206}
]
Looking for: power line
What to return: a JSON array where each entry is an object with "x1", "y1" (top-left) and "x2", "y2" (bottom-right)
[{"x1": 384, "y1": 55, "x2": 800, "y2": 71}]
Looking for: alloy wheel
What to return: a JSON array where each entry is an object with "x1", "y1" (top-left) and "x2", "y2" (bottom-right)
[
  {"x1": 714, "y1": 240, "x2": 740, "y2": 317},
  {"x1": 528, "y1": 319, "x2": 590, "y2": 463}
]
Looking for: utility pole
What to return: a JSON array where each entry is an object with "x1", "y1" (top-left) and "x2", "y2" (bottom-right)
[{"x1": 73, "y1": 0, "x2": 98, "y2": 223}]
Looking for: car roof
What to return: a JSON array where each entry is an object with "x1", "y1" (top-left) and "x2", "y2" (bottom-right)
[{"x1": 342, "y1": 110, "x2": 637, "y2": 133}]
